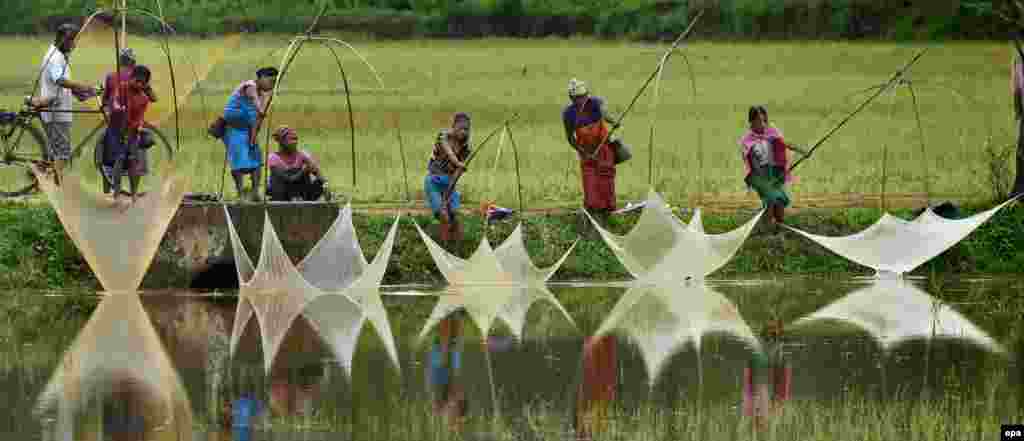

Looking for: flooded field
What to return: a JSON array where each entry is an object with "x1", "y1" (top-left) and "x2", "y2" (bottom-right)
[{"x1": 1, "y1": 277, "x2": 1020, "y2": 440}]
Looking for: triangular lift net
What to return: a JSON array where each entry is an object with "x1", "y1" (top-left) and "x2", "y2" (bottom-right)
[
  {"x1": 413, "y1": 222, "x2": 576, "y2": 342},
  {"x1": 586, "y1": 190, "x2": 763, "y2": 282},
  {"x1": 33, "y1": 166, "x2": 187, "y2": 292},
  {"x1": 36, "y1": 293, "x2": 193, "y2": 441},
  {"x1": 793, "y1": 278, "x2": 1004, "y2": 354},
  {"x1": 785, "y1": 198, "x2": 1018, "y2": 276},
  {"x1": 592, "y1": 281, "x2": 760, "y2": 386},
  {"x1": 225, "y1": 204, "x2": 401, "y2": 375}
]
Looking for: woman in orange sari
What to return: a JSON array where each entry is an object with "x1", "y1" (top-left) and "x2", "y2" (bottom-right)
[{"x1": 563, "y1": 79, "x2": 624, "y2": 217}]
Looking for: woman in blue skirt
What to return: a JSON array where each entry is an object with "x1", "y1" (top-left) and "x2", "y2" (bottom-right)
[{"x1": 223, "y1": 67, "x2": 277, "y2": 201}]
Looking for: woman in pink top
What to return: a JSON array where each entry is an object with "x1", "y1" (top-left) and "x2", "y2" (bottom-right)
[
  {"x1": 740, "y1": 106, "x2": 805, "y2": 227},
  {"x1": 267, "y1": 126, "x2": 326, "y2": 201}
]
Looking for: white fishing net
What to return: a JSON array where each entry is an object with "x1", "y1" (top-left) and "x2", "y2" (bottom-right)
[
  {"x1": 592, "y1": 281, "x2": 760, "y2": 386},
  {"x1": 414, "y1": 222, "x2": 575, "y2": 341},
  {"x1": 586, "y1": 190, "x2": 763, "y2": 282},
  {"x1": 793, "y1": 278, "x2": 1004, "y2": 353},
  {"x1": 785, "y1": 198, "x2": 1018, "y2": 276},
  {"x1": 494, "y1": 223, "x2": 578, "y2": 283},
  {"x1": 36, "y1": 293, "x2": 192, "y2": 441},
  {"x1": 32, "y1": 166, "x2": 188, "y2": 292},
  {"x1": 225, "y1": 204, "x2": 401, "y2": 375}
]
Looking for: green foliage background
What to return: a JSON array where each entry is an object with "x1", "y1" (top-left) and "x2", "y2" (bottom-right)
[{"x1": 0, "y1": 0, "x2": 1011, "y2": 40}]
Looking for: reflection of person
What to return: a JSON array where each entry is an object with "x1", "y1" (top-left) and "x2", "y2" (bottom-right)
[
  {"x1": 575, "y1": 335, "x2": 618, "y2": 441},
  {"x1": 229, "y1": 389, "x2": 264, "y2": 441},
  {"x1": 223, "y1": 67, "x2": 277, "y2": 201},
  {"x1": 267, "y1": 126, "x2": 326, "y2": 201},
  {"x1": 103, "y1": 378, "x2": 151, "y2": 441},
  {"x1": 269, "y1": 361, "x2": 324, "y2": 418},
  {"x1": 744, "y1": 320, "x2": 791, "y2": 431},
  {"x1": 429, "y1": 309, "x2": 468, "y2": 430}
]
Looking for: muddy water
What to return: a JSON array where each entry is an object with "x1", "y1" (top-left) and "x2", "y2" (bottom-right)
[{"x1": 0, "y1": 277, "x2": 1020, "y2": 440}]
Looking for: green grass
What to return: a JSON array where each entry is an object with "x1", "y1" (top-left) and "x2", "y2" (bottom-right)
[{"x1": 0, "y1": 36, "x2": 1018, "y2": 206}]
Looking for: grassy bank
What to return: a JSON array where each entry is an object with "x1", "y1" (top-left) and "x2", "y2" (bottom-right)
[{"x1": 1, "y1": 200, "x2": 1022, "y2": 290}]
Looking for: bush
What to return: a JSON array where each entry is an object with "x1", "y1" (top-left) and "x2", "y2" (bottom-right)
[{"x1": 0, "y1": 0, "x2": 1011, "y2": 40}]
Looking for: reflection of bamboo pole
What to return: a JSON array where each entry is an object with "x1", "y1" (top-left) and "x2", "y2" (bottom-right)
[
  {"x1": 879, "y1": 351, "x2": 888, "y2": 400},
  {"x1": 483, "y1": 337, "x2": 501, "y2": 421}
]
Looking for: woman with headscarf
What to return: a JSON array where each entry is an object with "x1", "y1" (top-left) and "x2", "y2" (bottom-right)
[
  {"x1": 425, "y1": 112, "x2": 472, "y2": 244},
  {"x1": 267, "y1": 126, "x2": 325, "y2": 202},
  {"x1": 562, "y1": 79, "x2": 625, "y2": 220},
  {"x1": 223, "y1": 67, "x2": 277, "y2": 201},
  {"x1": 740, "y1": 105, "x2": 802, "y2": 227}
]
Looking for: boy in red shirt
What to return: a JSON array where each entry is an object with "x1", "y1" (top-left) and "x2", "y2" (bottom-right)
[{"x1": 108, "y1": 65, "x2": 156, "y2": 202}]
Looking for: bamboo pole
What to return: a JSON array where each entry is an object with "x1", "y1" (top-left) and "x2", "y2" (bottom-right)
[{"x1": 789, "y1": 47, "x2": 929, "y2": 173}]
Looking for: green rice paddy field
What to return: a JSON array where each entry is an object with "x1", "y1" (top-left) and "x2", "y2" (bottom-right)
[{"x1": 0, "y1": 33, "x2": 1016, "y2": 207}]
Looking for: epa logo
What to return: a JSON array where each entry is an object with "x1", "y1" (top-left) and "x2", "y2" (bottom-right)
[{"x1": 1004, "y1": 425, "x2": 1024, "y2": 441}]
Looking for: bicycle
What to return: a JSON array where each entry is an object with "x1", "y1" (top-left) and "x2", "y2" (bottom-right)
[{"x1": 0, "y1": 97, "x2": 175, "y2": 197}]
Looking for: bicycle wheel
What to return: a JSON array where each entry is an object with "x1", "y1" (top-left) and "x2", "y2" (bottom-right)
[
  {"x1": 0, "y1": 117, "x2": 46, "y2": 197},
  {"x1": 92, "y1": 125, "x2": 175, "y2": 190}
]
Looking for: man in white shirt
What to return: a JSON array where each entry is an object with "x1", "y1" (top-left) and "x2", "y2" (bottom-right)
[{"x1": 34, "y1": 23, "x2": 97, "y2": 182}]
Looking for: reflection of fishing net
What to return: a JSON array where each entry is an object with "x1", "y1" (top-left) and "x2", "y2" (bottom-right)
[
  {"x1": 794, "y1": 278, "x2": 1004, "y2": 353},
  {"x1": 413, "y1": 222, "x2": 576, "y2": 341},
  {"x1": 586, "y1": 190, "x2": 762, "y2": 282},
  {"x1": 785, "y1": 197, "x2": 1018, "y2": 276},
  {"x1": 225, "y1": 204, "x2": 400, "y2": 375},
  {"x1": 592, "y1": 281, "x2": 760, "y2": 386},
  {"x1": 36, "y1": 293, "x2": 193, "y2": 441},
  {"x1": 32, "y1": 165, "x2": 187, "y2": 291}
]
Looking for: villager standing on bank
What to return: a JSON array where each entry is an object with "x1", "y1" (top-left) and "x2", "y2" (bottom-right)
[
  {"x1": 100, "y1": 48, "x2": 157, "y2": 195},
  {"x1": 223, "y1": 67, "x2": 277, "y2": 201},
  {"x1": 267, "y1": 126, "x2": 326, "y2": 202},
  {"x1": 562, "y1": 79, "x2": 628, "y2": 220},
  {"x1": 33, "y1": 23, "x2": 99, "y2": 184},
  {"x1": 740, "y1": 105, "x2": 803, "y2": 227},
  {"x1": 426, "y1": 112, "x2": 472, "y2": 244},
  {"x1": 106, "y1": 65, "x2": 156, "y2": 203}
]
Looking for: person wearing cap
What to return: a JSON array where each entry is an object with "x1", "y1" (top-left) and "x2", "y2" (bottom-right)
[
  {"x1": 562, "y1": 79, "x2": 624, "y2": 219},
  {"x1": 33, "y1": 23, "x2": 99, "y2": 182},
  {"x1": 425, "y1": 112, "x2": 472, "y2": 244},
  {"x1": 104, "y1": 65, "x2": 156, "y2": 203},
  {"x1": 222, "y1": 67, "x2": 278, "y2": 201},
  {"x1": 266, "y1": 126, "x2": 326, "y2": 202},
  {"x1": 100, "y1": 48, "x2": 157, "y2": 195}
]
